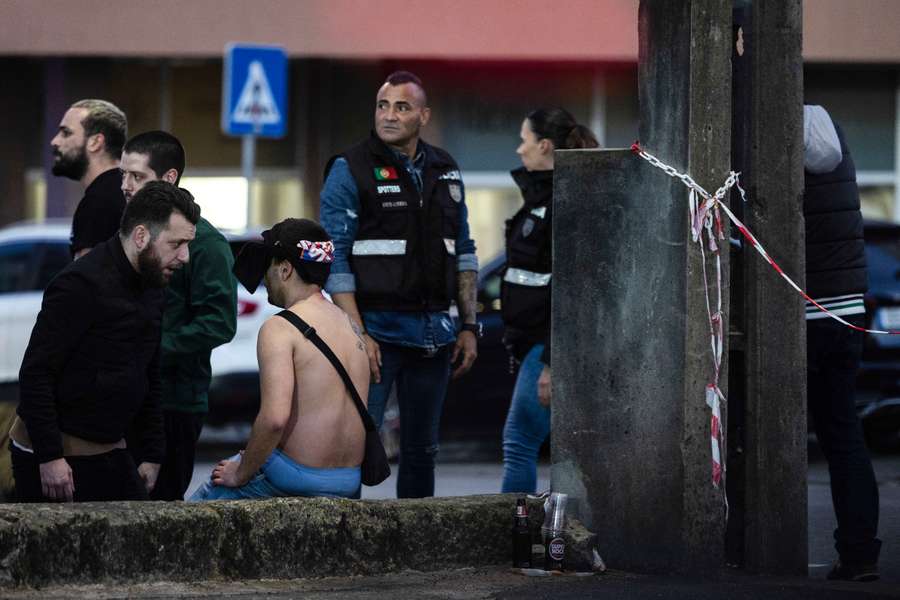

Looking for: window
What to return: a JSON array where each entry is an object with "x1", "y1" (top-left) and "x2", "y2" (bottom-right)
[
  {"x1": 0, "y1": 241, "x2": 70, "y2": 294},
  {"x1": 0, "y1": 243, "x2": 38, "y2": 293}
]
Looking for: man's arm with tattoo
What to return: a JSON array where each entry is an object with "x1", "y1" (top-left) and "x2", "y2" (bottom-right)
[{"x1": 451, "y1": 270, "x2": 478, "y2": 379}]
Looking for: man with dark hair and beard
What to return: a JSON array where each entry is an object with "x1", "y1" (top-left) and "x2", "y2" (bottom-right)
[
  {"x1": 10, "y1": 181, "x2": 199, "y2": 502},
  {"x1": 50, "y1": 99, "x2": 128, "y2": 259}
]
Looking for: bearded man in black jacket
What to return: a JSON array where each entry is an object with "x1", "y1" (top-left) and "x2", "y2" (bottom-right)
[{"x1": 11, "y1": 182, "x2": 199, "y2": 502}]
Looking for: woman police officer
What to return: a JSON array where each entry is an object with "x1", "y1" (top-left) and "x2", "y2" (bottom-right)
[{"x1": 500, "y1": 107, "x2": 598, "y2": 493}]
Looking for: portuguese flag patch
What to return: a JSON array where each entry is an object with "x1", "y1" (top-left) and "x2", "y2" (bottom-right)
[{"x1": 374, "y1": 167, "x2": 399, "y2": 181}]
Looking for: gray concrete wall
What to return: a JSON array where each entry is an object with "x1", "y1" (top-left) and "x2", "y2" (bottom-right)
[
  {"x1": 0, "y1": 495, "x2": 543, "y2": 588},
  {"x1": 551, "y1": 0, "x2": 732, "y2": 575},
  {"x1": 552, "y1": 149, "x2": 692, "y2": 570}
]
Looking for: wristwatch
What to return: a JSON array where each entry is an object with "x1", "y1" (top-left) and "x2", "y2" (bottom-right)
[{"x1": 461, "y1": 322, "x2": 483, "y2": 338}]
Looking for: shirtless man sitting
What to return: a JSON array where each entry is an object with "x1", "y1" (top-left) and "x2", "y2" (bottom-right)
[{"x1": 189, "y1": 218, "x2": 368, "y2": 500}]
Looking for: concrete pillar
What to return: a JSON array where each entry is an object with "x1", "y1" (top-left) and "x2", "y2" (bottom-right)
[
  {"x1": 737, "y1": 0, "x2": 807, "y2": 575},
  {"x1": 551, "y1": 0, "x2": 732, "y2": 574}
]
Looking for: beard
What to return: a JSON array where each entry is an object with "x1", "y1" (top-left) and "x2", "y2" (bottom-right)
[
  {"x1": 51, "y1": 143, "x2": 89, "y2": 181},
  {"x1": 137, "y1": 244, "x2": 170, "y2": 288}
]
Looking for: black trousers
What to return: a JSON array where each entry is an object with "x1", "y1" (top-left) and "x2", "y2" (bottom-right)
[
  {"x1": 148, "y1": 410, "x2": 205, "y2": 501},
  {"x1": 807, "y1": 315, "x2": 881, "y2": 565},
  {"x1": 10, "y1": 443, "x2": 148, "y2": 502}
]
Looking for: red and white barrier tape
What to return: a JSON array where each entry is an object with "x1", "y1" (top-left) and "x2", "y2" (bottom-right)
[
  {"x1": 630, "y1": 140, "x2": 900, "y2": 491},
  {"x1": 630, "y1": 143, "x2": 729, "y2": 487},
  {"x1": 632, "y1": 141, "x2": 900, "y2": 336}
]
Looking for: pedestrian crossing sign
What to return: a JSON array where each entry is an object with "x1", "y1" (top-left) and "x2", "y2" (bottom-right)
[{"x1": 222, "y1": 44, "x2": 288, "y2": 138}]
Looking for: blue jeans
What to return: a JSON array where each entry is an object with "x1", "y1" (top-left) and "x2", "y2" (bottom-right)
[
  {"x1": 188, "y1": 450, "x2": 360, "y2": 501},
  {"x1": 807, "y1": 316, "x2": 881, "y2": 565},
  {"x1": 501, "y1": 344, "x2": 550, "y2": 493},
  {"x1": 367, "y1": 342, "x2": 451, "y2": 498}
]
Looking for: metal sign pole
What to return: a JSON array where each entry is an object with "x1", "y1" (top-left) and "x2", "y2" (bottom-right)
[
  {"x1": 242, "y1": 131, "x2": 256, "y2": 228},
  {"x1": 223, "y1": 44, "x2": 288, "y2": 229}
]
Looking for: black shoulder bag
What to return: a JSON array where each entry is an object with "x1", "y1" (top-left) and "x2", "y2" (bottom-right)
[{"x1": 276, "y1": 310, "x2": 391, "y2": 486}]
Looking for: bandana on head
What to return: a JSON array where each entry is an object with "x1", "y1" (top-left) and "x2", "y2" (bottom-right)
[
  {"x1": 297, "y1": 240, "x2": 334, "y2": 263},
  {"x1": 233, "y1": 229, "x2": 334, "y2": 294}
]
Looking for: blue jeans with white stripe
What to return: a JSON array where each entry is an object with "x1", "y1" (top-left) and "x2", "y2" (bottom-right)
[{"x1": 501, "y1": 344, "x2": 550, "y2": 493}]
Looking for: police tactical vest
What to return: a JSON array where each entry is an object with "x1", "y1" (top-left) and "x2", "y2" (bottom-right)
[
  {"x1": 804, "y1": 123, "x2": 867, "y2": 299},
  {"x1": 501, "y1": 168, "x2": 554, "y2": 336},
  {"x1": 332, "y1": 132, "x2": 463, "y2": 312}
]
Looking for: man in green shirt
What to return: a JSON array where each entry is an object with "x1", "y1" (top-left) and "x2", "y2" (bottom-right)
[{"x1": 121, "y1": 131, "x2": 237, "y2": 500}]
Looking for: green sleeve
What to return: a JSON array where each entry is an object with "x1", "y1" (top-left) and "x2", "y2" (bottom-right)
[{"x1": 161, "y1": 234, "x2": 238, "y2": 356}]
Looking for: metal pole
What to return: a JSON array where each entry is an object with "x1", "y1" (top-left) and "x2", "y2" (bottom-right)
[
  {"x1": 893, "y1": 75, "x2": 900, "y2": 223},
  {"x1": 242, "y1": 133, "x2": 255, "y2": 228}
]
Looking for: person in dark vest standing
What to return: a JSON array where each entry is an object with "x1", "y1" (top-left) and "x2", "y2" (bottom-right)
[
  {"x1": 500, "y1": 108, "x2": 597, "y2": 493},
  {"x1": 320, "y1": 71, "x2": 479, "y2": 498},
  {"x1": 804, "y1": 104, "x2": 881, "y2": 581},
  {"x1": 49, "y1": 99, "x2": 128, "y2": 259}
]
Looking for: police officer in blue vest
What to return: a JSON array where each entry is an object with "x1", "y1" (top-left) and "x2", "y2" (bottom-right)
[{"x1": 320, "y1": 71, "x2": 479, "y2": 498}]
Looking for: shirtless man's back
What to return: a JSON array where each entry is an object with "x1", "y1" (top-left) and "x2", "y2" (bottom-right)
[
  {"x1": 190, "y1": 217, "x2": 368, "y2": 501},
  {"x1": 266, "y1": 295, "x2": 368, "y2": 469}
]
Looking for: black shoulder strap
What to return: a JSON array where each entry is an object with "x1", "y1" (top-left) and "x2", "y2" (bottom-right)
[{"x1": 276, "y1": 310, "x2": 376, "y2": 433}]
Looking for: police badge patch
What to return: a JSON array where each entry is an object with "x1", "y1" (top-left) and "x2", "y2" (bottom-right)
[
  {"x1": 449, "y1": 183, "x2": 462, "y2": 203},
  {"x1": 522, "y1": 218, "x2": 535, "y2": 237}
]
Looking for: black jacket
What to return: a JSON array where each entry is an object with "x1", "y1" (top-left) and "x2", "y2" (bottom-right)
[
  {"x1": 18, "y1": 236, "x2": 165, "y2": 464},
  {"x1": 803, "y1": 123, "x2": 867, "y2": 299},
  {"x1": 502, "y1": 168, "x2": 554, "y2": 365},
  {"x1": 330, "y1": 132, "x2": 462, "y2": 312}
]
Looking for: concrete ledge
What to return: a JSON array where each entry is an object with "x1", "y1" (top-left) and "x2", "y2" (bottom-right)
[{"x1": 0, "y1": 494, "x2": 546, "y2": 588}]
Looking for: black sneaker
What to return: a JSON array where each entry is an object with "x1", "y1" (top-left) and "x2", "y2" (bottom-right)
[{"x1": 826, "y1": 560, "x2": 879, "y2": 582}]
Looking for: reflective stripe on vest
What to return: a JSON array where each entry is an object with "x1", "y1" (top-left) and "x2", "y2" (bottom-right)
[
  {"x1": 352, "y1": 239, "x2": 407, "y2": 255},
  {"x1": 504, "y1": 267, "x2": 551, "y2": 287},
  {"x1": 444, "y1": 238, "x2": 456, "y2": 256}
]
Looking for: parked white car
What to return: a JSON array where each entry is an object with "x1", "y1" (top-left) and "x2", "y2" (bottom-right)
[{"x1": 0, "y1": 220, "x2": 278, "y2": 422}]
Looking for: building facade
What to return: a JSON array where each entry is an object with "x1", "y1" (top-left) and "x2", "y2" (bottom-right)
[{"x1": 0, "y1": 0, "x2": 898, "y2": 263}]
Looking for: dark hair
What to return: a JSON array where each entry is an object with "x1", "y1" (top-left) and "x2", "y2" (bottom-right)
[
  {"x1": 526, "y1": 107, "x2": 599, "y2": 150},
  {"x1": 120, "y1": 181, "x2": 200, "y2": 238},
  {"x1": 123, "y1": 131, "x2": 186, "y2": 184},
  {"x1": 384, "y1": 70, "x2": 427, "y2": 105},
  {"x1": 71, "y1": 99, "x2": 128, "y2": 160},
  {"x1": 268, "y1": 218, "x2": 331, "y2": 287}
]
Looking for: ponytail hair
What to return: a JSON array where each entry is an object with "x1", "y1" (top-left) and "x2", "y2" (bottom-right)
[{"x1": 526, "y1": 107, "x2": 599, "y2": 150}]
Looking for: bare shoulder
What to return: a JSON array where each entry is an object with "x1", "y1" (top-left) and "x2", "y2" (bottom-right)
[{"x1": 258, "y1": 314, "x2": 297, "y2": 347}]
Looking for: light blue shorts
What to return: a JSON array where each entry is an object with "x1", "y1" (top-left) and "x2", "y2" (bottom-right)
[{"x1": 188, "y1": 449, "x2": 360, "y2": 501}]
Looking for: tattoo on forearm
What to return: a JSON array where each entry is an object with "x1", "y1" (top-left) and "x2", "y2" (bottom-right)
[
  {"x1": 348, "y1": 315, "x2": 366, "y2": 351},
  {"x1": 457, "y1": 271, "x2": 478, "y2": 324}
]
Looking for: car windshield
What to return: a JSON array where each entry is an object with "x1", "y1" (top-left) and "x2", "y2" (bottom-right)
[
  {"x1": 865, "y1": 228, "x2": 900, "y2": 292},
  {"x1": 0, "y1": 241, "x2": 70, "y2": 293}
]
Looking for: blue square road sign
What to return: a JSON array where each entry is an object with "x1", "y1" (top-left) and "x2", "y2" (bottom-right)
[{"x1": 222, "y1": 44, "x2": 288, "y2": 138}]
